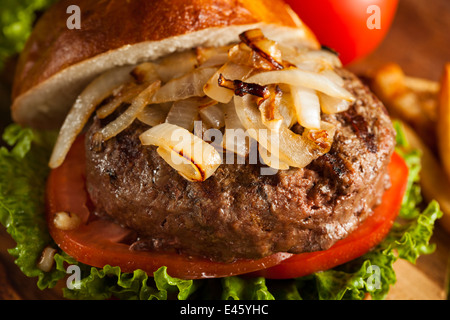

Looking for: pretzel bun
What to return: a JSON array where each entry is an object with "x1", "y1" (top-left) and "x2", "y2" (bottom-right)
[{"x1": 11, "y1": 0, "x2": 319, "y2": 129}]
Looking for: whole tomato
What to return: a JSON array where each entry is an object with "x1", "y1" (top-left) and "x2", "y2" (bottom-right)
[{"x1": 286, "y1": 0, "x2": 399, "y2": 65}]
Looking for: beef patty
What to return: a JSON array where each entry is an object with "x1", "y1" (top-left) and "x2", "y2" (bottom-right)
[{"x1": 85, "y1": 69, "x2": 396, "y2": 262}]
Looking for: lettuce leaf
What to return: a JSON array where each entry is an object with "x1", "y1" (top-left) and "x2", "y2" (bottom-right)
[
  {"x1": 0, "y1": 123, "x2": 442, "y2": 300},
  {"x1": 53, "y1": 253, "x2": 198, "y2": 300},
  {"x1": 0, "y1": 124, "x2": 64, "y2": 289},
  {"x1": 221, "y1": 276, "x2": 274, "y2": 300},
  {"x1": 0, "y1": 0, "x2": 58, "y2": 70}
]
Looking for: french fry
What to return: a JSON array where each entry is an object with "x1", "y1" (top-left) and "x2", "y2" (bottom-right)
[
  {"x1": 371, "y1": 63, "x2": 406, "y2": 100},
  {"x1": 405, "y1": 76, "x2": 439, "y2": 124},
  {"x1": 400, "y1": 121, "x2": 450, "y2": 234},
  {"x1": 404, "y1": 76, "x2": 440, "y2": 94},
  {"x1": 437, "y1": 63, "x2": 450, "y2": 182},
  {"x1": 371, "y1": 63, "x2": 438, "y2": 151}
]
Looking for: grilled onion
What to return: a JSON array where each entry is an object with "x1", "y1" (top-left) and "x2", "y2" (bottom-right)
[
  {"x1": 257, "y1": 85, "x2": 284, "y2": 132},
  {"x1": 96, "y1": 82, "x2": 149, "y2": 119},
  {"x1": 228, "y1": 42, "x2": 277, "y2": 71},
  {"x1": 219, "y1": 75, "x2": 270, "y2": 99},
  {"x1": 137, "y1": 103, "x2": 171, "y2": 127},
  {"x1": 165, "y1": 97, "x2": 204, "y2": 131},
  {"x1": 278, "y1": 92, "x2": 297, "y2": 128},
  {"x1": 321, "y1": 69, "x2": 345, "y2": 87},
  {"x1": 156, "y1": 146, "x2": 204, "y2": 182},
  {"x1": 99, "y1": 80, "x2": 161, "y2": 141},
  {"x1": 246, "y1": 69, "x2": 354, "y2": 102},
  {"x1": 304, "y1": 122, "x2": 336, "y2": 152},
  {"x1": 222, "y1": 102, "x2": 251, "y2": 157},
  {"x1": 239, "y1": 29, "x2": 284, "y2": 70},
  {"x1": 282, "y1": 48, "x2": 342, "y2": 69},
  {"x1": 152, "y1": 66, "x2": 218, "y2": 103},
  {"x1": 196, "y1": 46, "x2": 231, "y2": 68},
  {"x1": 132, "y1": 51, "x2": 198, "y2": 84},
  {"x1": 153, "y1": 50, "x2": 198, "y2": 83},
  {"x1": 131, "y1": 62, "x2": 160, "y2": 84},
  {"x1": 319, "y1": 93, "x2": 351, "y2": 114},
  {"x1": 203, "y1": 62, "x2": 253, "y2": 103},
  {"x1": 199, "y1": 102, "x2": 225, "y2": 129},
  {"x1": 140, "y1": 123, "x2": 222, "y2": 181},
  {"x1": 290, "y1": 86, "x2": 321, "y2": 129},
  {"x1": 37, "y1": 247, "x2": 57, "y2": 272},
  {"x1": 234, "y1": 94, "x2": 335, "y2": 168},
  {"x1": 258, "y1": 144, "x2": 289, "y2": 170},
  {"x1": 49, "y1": 66, "x2": 134, "y2": 168}
]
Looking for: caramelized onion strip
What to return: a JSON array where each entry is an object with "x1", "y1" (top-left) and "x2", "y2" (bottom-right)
[
  {"x1": 156, "y1": 146, "x2": 204, "y2": 182},
  {"x1": 137, "y1": 103, "x2": 171, "y2": 127},
  {"x1": 99, "y1": 81, "x2": 161, "y2": 141},
  {"x1": 257, "y1": 85, "x2": 284, "y2": 132},
  {"x1": 196, "y1": 46, "x2": 231, "y2": 68},
  {"x1": 234, "y1": 94, "x2": 335, "y2": 168},
  {"x1": 152, "y1": 67, "x2": 218, "y2": 104},
  {"x1": 153, "y1": 50, "x2": 198, "y2": 83},
  {"x1": 258, "y1": 144, "x2": 289, "y2": 170},
  {"x1": 49, "y1": 66, "x2": 134, "y2": 168},
  {"x1": 140, "y1": 123, "x2": 222, "y2": 181},
  {"x1": 290, "y1": 86, "x2": 321, "y2": 130},
  {"x1": 96, "y1": 82, "x2": 149, "y2": 119},
  {"x1": 319, "y1": 93, "x2": 351, "y2": 114},
  {"x1": 246, "y1": 69, "x2": 355, "y2": 102},
  {"x1": 282, "y1": 48, "x2": 342, "y2": 69},
  {"x1": 165, "y1": 98, "x2": 204, "y2": 131},
  {"x1": 199, "y1": 102, "x2": 225, "y2": 129},
  {"x1": 222, "y1": 102, "x2": 251, "y2": 157},
  {"x1": 239, "y1": 29, "x2": 284, "y2": 70},
  {"x1": 203, "y1": 62, "x2": 253, "y2": 103}
]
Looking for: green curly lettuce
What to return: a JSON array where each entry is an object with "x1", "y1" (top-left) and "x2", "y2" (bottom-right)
[
  {"x1": 0, "y1": 122, "x2": 442, "y2": 300},
  {"x1": 0, "y1": 124, "x2": 64, "y2": 289},
  {"x1": 0, "y1": 0, "x2": 58, "y2": 70}
]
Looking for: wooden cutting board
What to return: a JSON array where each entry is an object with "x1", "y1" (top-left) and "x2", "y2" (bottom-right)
[{"x1": 0, "y1": 0, "x2": 449, "y2": 300}]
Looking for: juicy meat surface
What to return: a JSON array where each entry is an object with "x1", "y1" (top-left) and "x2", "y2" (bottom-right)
[{"x1": 85, "y1": 69, "x2": 396, "y2": 262}]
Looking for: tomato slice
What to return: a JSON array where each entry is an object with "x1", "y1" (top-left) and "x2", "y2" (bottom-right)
[
  {"x1": 253, "y1": 151, "x2": 408, "y2": 279},
  {"x1": 46, "y1": 135, "x2": 408, "y2": 280},
  {"x1": 46, "y1": 135, "x2": 293, "y2": 280}
]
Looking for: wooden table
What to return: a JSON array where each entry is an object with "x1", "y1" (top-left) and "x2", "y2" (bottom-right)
[
  {"x1": 1, "y1": 0, "x2": 449, "y2": 300},
  {"x1": 349, "y1": 0, "x2": 450, "y2": 81}
]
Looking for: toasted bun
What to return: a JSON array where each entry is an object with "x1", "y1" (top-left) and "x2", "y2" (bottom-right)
[{"x1": 11, "y1": 0, "x2": 319, "y2": 129}]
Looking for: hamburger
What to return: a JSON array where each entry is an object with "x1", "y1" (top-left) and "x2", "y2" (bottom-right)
[{"x1": 0, "y1": 0, "x2": 442, "y2": 300}]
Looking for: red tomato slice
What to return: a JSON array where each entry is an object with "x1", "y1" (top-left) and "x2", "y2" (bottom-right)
[
  {"x1": 253, "y1": 151, "x2": 408, "y2": 279},
  {"x1": 46, "y1": 135, "x2": 407, "y2": 280},
  {"x1": 46, "y1": 135, "x2": 293, "y2": 280}
]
